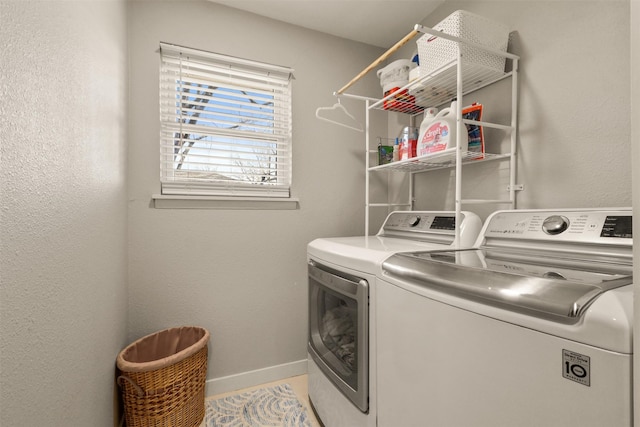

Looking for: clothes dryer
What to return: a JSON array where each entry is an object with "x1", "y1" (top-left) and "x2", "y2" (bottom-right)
[
  {"x1": 307, "y1": 211, "x2": 482, "y2": 427},
  {"x1": 377, "y1": 208, "x2": 633, "y2": 427}
]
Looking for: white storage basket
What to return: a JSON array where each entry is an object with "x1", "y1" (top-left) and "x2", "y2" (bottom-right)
[{"x1": 417, "y1": 10, "x2": 510, "y2": 77}]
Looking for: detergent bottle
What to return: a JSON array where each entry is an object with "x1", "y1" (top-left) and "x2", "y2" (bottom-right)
[
  {"x1": 416, "y1": 107, "x2": 438, "y2": 156},
  {"x1": 416, "y1": 101, "x2": 468, "y2": 157}
]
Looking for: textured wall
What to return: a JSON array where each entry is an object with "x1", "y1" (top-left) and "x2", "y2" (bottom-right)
[
  {"x1": 631, "y1": 2, "x2": 640, "y2": 423},
  {"x1": 127, "y1": 1, "x2": 384, "y2": 383},
  {"x1": 0, "y1": 1, "x2": 128, "y2": 425}
]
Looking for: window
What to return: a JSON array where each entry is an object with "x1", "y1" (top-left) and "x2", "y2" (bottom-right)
[{"x1": 159, "y1": 43, "x2": 293, "y2": 198}]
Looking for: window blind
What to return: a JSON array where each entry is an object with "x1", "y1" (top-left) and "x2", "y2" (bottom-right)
[{"x1": 159, "y1": 43, "x2": 293, "y2": 197}]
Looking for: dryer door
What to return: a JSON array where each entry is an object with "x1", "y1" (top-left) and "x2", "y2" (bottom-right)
[{"x1": 308, "y1": 261, "x2": 369, "y2": 412}]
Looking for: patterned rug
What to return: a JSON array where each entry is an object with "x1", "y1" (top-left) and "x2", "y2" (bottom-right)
[{"x1": 205, "y1": 383, "x2": 312, "y2": 427}]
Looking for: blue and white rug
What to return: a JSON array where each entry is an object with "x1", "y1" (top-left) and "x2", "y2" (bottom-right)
[{"x1": 205, "y1": 383, "x2": 312, "y2": 427}]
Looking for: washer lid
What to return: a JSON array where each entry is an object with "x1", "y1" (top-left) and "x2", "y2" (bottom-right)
[{"x1": 381, "y1": 248, "x2": 632, "y2": 324}]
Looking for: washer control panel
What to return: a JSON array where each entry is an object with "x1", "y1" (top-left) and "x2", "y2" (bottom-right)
[
  {"x1": 542, "y1": 215, "x2": 570, "y2": 235},
  {"x1": 483, "y1": 209, "x2": 632, "y2": 244}
]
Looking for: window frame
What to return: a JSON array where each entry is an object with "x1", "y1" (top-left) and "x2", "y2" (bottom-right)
[{"x1": 158, "y1": 43, "x2": 294, "y2": 202}]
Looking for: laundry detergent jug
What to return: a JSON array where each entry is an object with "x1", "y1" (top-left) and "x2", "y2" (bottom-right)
[{"x1": 416, "y1": 101, "x2": 468, "y2": 156}]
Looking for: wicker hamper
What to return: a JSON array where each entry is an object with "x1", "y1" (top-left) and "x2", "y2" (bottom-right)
[{"x1": 117, "y1": 326, "x2": 210, "y2": 427}]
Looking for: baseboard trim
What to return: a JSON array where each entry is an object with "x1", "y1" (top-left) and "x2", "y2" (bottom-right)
[{"x1": 205, "y1": 359, "x2": 308, "y2": 396}]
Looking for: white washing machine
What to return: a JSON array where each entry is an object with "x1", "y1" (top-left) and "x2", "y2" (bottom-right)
[
  {"x1": 307, "y1": 211, "x2": 482, "y2": 427},
  {"x1": 377, "y1": 208, "x2": 633, "y2": 427}
]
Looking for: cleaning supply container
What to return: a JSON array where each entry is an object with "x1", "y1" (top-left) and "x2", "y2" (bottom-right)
[
  {"x1": 416, "y1": 107, "x2": 438, "y2": 155},
  {"x1": 399, "y1": 126, "x2": 419, "y2": 160},
  {"x1": 417, "y1": 101, "x2": 468, "y2": 156},
  {"x1": 117, "y1": 326, "x2": 210, "y2": 427},
  {"x1": 377, "y1": 59, "x2": 413, "y2": 93},
  {"x1": 377, "y1": 59, "x2": 417, "y2": 112}
]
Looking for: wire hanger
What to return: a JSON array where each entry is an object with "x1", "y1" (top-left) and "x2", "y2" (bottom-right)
[{"x1": 315, "y1": 98, "x2": 364, "y2": 132}]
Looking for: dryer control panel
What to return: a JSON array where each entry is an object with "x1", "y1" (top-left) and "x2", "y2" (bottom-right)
[
  {"x1": 383, "y1": 212, "x2": 457, "y2": 233},
  {"x1": 482, "y1": 209, "x2": 632, "y2": 246},
  {"x1": 379, "y1": 211, "x2": 483, "y2": 247}
]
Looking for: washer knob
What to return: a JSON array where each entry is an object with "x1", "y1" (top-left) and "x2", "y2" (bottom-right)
[
  {"x1": 542, "y1": 215, "x2": 569, "y2": 235},
  {"x1": 408, "y1": 216, "x2": 421, "y2": 227}
]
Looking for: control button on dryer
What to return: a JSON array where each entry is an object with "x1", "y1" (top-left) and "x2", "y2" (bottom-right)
[
  {"x1": 408, "y1": 216, "x2": 421, "y2": 227},
  {"x1": 542, "y1": 215, "x2": 570, "y2": 235}
]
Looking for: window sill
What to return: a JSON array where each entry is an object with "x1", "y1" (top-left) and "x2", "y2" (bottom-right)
[{"x1": 152, "y1": 194, "x2": 300, "y2": 210}]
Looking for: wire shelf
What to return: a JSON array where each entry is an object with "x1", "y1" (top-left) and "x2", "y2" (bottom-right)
[
  {"x1": 341, "y1": 22, "x2": 521, "y2": 236},
  {"x1": 370, "y1": 61, "x2": 511, "y2": 114},
  {"x1": 369, "y1": 149, "x2": 510, "y2": 173}
]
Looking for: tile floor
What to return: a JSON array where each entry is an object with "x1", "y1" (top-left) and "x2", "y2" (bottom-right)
[{"x1": 201, "y1": 374, "x2": 322, "y2": 427}]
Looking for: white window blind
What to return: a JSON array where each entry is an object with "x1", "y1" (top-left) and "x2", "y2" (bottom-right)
[{"x1": 159, "y1": 43, "x2": 293, "y2": 197}]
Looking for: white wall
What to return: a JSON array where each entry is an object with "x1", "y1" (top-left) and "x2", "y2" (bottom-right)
[
  {"x1": 400, "y1": 1, "x2": 631, "y2": 219},
  {"x1": 0, "y1": 1, "x2": 128, "y2": 426},
  {"x1": 631, "y1": 0, "x2": 639, "y2": 424},
  {"x1": 127, "y1": 1, "x2": 384, "y2": 387}
]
